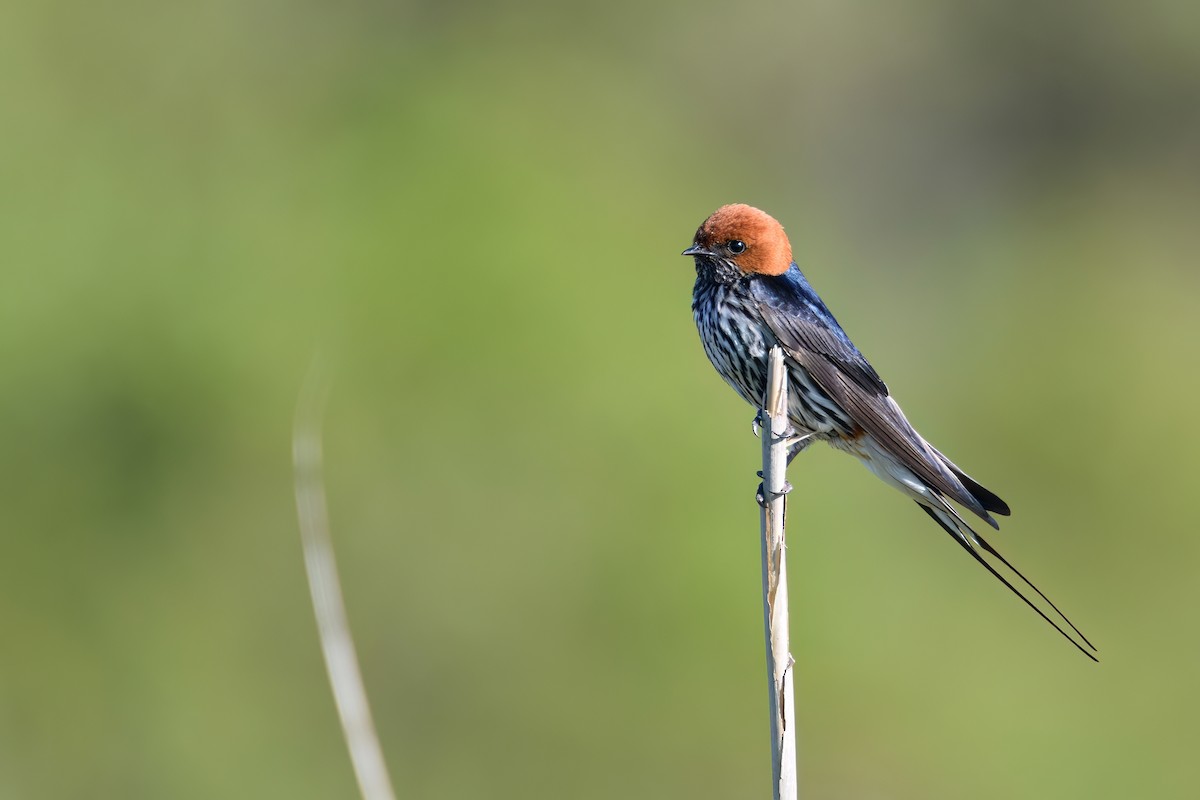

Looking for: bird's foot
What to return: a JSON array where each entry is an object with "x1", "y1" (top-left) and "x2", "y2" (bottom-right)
[
  {"x1": 767, "y1": 420, "x2": 803, "y2": 443},
  {"x1": 756, "y1": 480, "x2": 793, "y2": 507},
  {"x1": 785, "y1": 433, "x2": 816, "y2": 465},
  {"x1": 752, "y1": 410, "x2": 764, "y2": 438}
]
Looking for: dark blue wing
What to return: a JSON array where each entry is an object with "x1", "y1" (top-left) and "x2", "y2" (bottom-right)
[
  {"x1": 751, "y1": 265, "x2": 887, "y2": 397},
  {"x1": 751, "y1": 265, "x2": 1006, "y2": 524}
]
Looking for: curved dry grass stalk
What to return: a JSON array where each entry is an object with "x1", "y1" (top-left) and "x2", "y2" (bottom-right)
[{"x1": 293, "y1": 357, "x2": 397, "y2": 800}]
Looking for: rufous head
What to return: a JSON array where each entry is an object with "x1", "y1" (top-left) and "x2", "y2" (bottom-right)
[{"x1": 682, "y1": 204, "x2": 793, "y2": 277}]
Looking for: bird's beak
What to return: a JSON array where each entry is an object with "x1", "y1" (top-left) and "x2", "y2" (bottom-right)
[{"x1": 682, "y1": 244, "x2": 713, "y2": 257}]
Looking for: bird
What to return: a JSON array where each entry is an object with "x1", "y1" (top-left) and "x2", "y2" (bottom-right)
[{"x1": 684, "y1": 203, "x2": 1096, "y2": 661}]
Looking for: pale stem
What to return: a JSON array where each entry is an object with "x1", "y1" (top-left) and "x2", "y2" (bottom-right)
[
  {"x1": 760, "y1": 346, "x2": 798, "y2": 800},
  {"x1": 293, "y1": 357, "x2": 398, "y2": 800}
]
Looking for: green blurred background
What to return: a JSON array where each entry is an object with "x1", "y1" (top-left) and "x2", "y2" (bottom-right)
[{"x1": 2, "y1": 1, "x2": 1197, "y2": 797}]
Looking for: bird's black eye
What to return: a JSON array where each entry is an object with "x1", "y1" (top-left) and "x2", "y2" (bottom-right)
[{"x1": 727, "y1": 240, "x2": 746, "y2": 254}]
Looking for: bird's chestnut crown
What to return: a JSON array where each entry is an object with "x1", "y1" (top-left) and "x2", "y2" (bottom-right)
[{"x1": 686, "y1": 203, "x2": 793, "y2": 276}]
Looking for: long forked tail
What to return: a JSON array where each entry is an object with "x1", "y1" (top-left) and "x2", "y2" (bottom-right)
[{"x1": 918, "y1": 503, "x2": 1098, "y2": 662}]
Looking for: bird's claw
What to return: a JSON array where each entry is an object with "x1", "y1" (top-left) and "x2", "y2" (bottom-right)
[
  {"x1": 764, "y1": 421, "x2": 800, "y2": 445},
  {"x1": 756, "y1": 480, "x2": 793, "y2": 507},
  {"x1": 785, "y1": 433, "x2": 815, "y2": 465},
  {"x1": 759, "y1": 411, "x2": 809, "y2": 448}
]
